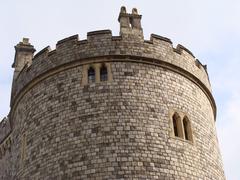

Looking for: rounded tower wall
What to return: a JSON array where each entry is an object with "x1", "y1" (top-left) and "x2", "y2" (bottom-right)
[
  {"x1": 2, "y1": 7, "x2": 225, "y2": 179},
  {"x1": 11, "y1": 31, "x2": 214, "y2": 119},
  {"x1": 11, "y1": 59, "x2": 224, "y2": 179}
]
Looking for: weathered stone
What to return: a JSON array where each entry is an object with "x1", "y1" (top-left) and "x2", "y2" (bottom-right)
[{"x1": 0, "y1": 7, "x2": 225, "y2": 180}]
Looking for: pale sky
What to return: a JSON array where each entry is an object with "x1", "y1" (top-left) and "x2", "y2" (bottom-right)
[{"x1": 0, "y1": 0, "x2": 239, "y2": 179}]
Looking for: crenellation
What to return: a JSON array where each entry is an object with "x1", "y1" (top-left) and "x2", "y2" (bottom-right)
[
  {"x1": 33, "y1": 46, "x2": 51, "y2": 60},
  {"x1": 87, "y1": 30, "x2": 112, "y2": 39},
  {"x1": 175, "y1": 44, "x2": 195, "y2": 58},
  {"x1": 195, "y1": 59, "x2": 208, "y2": 72},
  {"x1": 10, "y1": 32, "x2": 213, "y2": 112},
  {"x1": 48, "y1": 49, "x2": 56, "y2": 57},
  {"x1": 12, "y1": 33, "x2": 209, "y2": 106},
  {"x1": 150, "y1": 34, "x2": 173, "y2": 45},
  {"x1": 56, "y1": 34, "x2": 79, "y2": 46}
]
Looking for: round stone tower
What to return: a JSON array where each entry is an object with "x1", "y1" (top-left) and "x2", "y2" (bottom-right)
[{"x1": 3, "y1": 6, "x2": 225, "y2": 179}]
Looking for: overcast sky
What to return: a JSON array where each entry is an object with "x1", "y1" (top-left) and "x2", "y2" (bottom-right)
[{"x1": 0, "y1": 0, "x2": 239, "y2": 179}]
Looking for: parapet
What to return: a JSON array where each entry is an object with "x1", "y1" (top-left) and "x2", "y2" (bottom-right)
[{"x1": 10, "y1": 7, "x2": 214, "y2": 118}]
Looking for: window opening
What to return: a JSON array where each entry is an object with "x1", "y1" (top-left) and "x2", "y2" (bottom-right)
[
  {"x1": 173, "y1": 116, "x2": 178, "y2": 137},
  {"x1": 88, "y1": 67, "x2": 95, "y2": 83},
  {"x1": 100, "y1": 64, "x2": 108, "y2": 81},
  {"x1": 183, "y1": 116, "x2": 192, "y2": 141},
  {"x1": 172, "y1": 113, "x2": 181, "y2": 137}
]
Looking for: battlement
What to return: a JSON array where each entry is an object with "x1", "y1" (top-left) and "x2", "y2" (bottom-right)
[
  {"x1": 10, "y1": 7, "x2": 213, "y2": 118},
  {"x1": 11, "y1": 31, "x2": 210, "y2": 105}
]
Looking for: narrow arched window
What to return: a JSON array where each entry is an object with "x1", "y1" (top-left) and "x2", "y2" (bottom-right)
[
  {"x1": 173, "y1": 114, "x2": 178, "y2": 137},
  {"x1": 100, "y1": 64, "x2": 108, "y2": 81},
  {"x1": 183, "y1": 116, "x2": 193, "y2": 141},
  {"x1": 88, "y1": 67, "x2": 95, "y2": 83},
  {"x1": 172, "y1": 113, "x2": 183, "y2": 138}
]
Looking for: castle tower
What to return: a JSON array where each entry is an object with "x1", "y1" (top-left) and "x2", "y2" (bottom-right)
[{"x1": 0, "y1": 7, "x2": 225, "y2": 179}]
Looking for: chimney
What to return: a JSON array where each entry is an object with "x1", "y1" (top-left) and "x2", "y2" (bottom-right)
[
  {"x1": 118, "y1": 6, "x2": 143, "y2": 39},
  {"x1": 130, "y1": 8, "x2": 142, "y2": 30},
  {"x1": 118, "y1": 6, "x2": 131, "y2": 35},
  {"x1": 12, "y1": 38, "x2": 35, "y2": 80},
  {"x1": 10, "y1": 38, "x2": 35, "y2": 106}
]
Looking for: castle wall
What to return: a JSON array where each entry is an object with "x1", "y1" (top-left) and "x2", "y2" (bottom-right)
[
  {"x1": 10, "y1": 31, "x2": 214, "y2": 118},
  {"x1": 0, "y1": 118, "x2": 13, "y2": 179},
  {"x1": 0, "y1": 143, "x2": 12, "y2": 179},
  {"x1": 0, "y1": 7, "x2": 225, "y2": 179},
  {"x1": 0, "y1": 117, "x2": 11, "y2": 143},
  {"x1": 9, "y1": 61, "x2": 224, "y2": 179}
]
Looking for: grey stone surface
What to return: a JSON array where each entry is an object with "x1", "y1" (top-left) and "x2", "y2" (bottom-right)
[{"x1": 0, "y1": 6, "x2": 225, "y2": 180}]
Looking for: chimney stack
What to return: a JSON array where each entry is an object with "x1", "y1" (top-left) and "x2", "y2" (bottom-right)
[
  {"x1": 12, "y1": 38, "x2": 35, "y2": 80},
  {"x1": 118, "y1": 6, "x2": 143, "y2": 39}
]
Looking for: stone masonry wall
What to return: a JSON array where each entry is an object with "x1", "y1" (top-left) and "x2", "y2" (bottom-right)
[
  {"x1": 11, "y1": 31, "x2": 212, "y2": 111},
  {"x1": 9, "y1": 61, "x2": 224, "y2": 179},
  {"x1": 0, "y1": 117, "x2": 12, "y2": 179},
  {"x1": 0, "y1": 117, "x2": 11, "y2": 143},
  {"x1": 0, "y1": 7, "x2": 225, "y2": 179},
  {"x1": 0, "y1": 142, "x2": 12, "y2": 179}
]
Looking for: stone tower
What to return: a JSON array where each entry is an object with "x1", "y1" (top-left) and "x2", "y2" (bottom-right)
[{"x1": 0, "y1": 7, "x2": 225, "y2": 179}]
